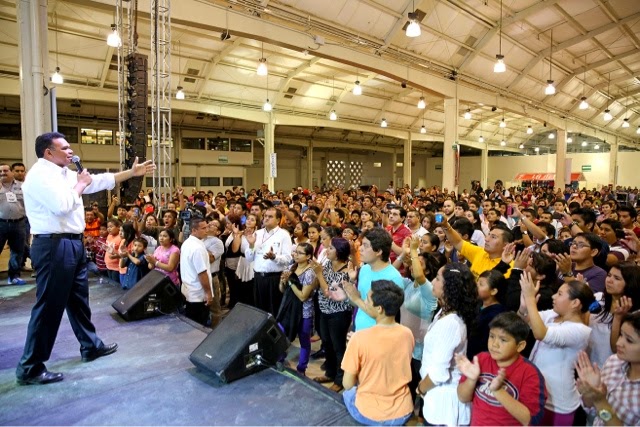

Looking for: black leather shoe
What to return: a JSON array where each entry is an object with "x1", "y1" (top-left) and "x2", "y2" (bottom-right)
[
  {"x1": 311, "y1": 348, "x2": 326, "y2": 359},
  {"x1": 17, "y1": 371, "x2": 64, "y2": 385},
  {"x1": 82, "y1": 343, "x2": 118, "y2": 362}
]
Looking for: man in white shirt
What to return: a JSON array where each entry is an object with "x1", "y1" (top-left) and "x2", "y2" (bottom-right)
[
  {"x1": 243, "y1": 207, "x2": 292, "y2": 316},
  {"x1": 16, "y1": 132, "x2": 154, "y2": 386},
  {"x1": 406, "y1": 208, "x2": 427, "y2": 237},
  {"x1": 203, "y1": 219, "x2": 224, "y2": 328},
  {"x1": 0, "y1": 163, "x2": 27, "y2": 285},
  {"x1": 180, "y1": 218, "x2": 213, "y2": 326}
]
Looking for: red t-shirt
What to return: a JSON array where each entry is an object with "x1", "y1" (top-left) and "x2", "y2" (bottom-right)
[
  {"x1": 460, "y1": 352, "x2": 547, "y2": 426},
  {"x1": 385, "y1": 223, "x2": 411, "y2": 264}
]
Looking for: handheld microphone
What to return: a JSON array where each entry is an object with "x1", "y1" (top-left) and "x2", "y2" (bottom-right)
[{"x1": 71, "y1": 155, "x2": 84, "y2": 173}]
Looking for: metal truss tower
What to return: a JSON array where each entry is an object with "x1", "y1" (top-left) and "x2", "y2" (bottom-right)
[
  {"x1": 116, "y1": 0, "x2": 134, "y2": 189},
  {"x1": 150, "y1": 0, "x2": 173, "y2": 207}
]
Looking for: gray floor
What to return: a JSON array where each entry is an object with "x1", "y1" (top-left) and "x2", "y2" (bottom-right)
[{"x1": 0, "y1": 277, "x2": 357, "y2": 426}]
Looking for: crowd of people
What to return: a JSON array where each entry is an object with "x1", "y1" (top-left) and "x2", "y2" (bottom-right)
[
  {"x1": 3, "y1": 154, "x2": 640, "y2": 426},
  {"x1": 79, "y1": 180, "x2": 640, "y2": 426}
]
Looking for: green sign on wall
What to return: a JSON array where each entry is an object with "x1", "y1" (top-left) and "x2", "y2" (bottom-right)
[{"x1": 582, "y1": 165, "x2": 591, "y2": 172}]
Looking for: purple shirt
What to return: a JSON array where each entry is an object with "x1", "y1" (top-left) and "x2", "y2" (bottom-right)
[{"x1": 573, "y1": 264, "x2": 607, "y2": 293}]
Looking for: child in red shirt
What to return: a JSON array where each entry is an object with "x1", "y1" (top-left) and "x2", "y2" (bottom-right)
[{"x1": 456, "y1": 312, "x2": 547, "y2": 426}]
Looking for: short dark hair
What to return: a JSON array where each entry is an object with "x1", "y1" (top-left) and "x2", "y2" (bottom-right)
[
  {"x1": 370, "y1": 280, "x2": 404, "y2": 317},
  {"x1": 35, "y1": 132, "x2": 66, "y2": 158},
  {"x1": 452, "y1": 217, "x2": 474, "y2": 240},
  {"x1": 531, "y1": 252, "x2": 558, "y2": 287},
  {"x1": 133, "y1": 237, "x2": 148, "y2": 249},
  {"x1": 571, "y1": 207, "x2": 597, "y2": 230},
  {"x1": 537, "y1": 221, "x2": 557, "y2": 239},
  {"x1": 490, "y1": 225, "x2": 514, "y2": 243},
  {"x1": 190, "y1": 217, "x2": 206, "y2": 231},
  {"x1": 489, "y1": 312, "x2": 530, "y2": 343},
  {"x1": 362, "y1": 227, "x2": 393, "y2": 262},
  {"x1": 618, "y1": 205, "x2": 637, "y2": 219},
  {"x1": 330, "y1": 237, "x2": 351, "y2": 262},
  {"x1": 390, "y1": 206, "x2": 407, "y2": 219},
  {"x1": 10, "y1": 162, "x2": 25, "y2": 170}
]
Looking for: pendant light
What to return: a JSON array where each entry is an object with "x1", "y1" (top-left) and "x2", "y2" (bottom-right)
[
  {"x1": 500, "y1": 128, "x2": 506, "y2": 146},
  {"x1": 567, "y1": 135, "x2": 573, "y2": 143},
  {"x1": 519, "y1": 143, "x2": 524, "y2": 149},
  {"x1": 175, "y1": 41, "x2": 185, "y2": 99},
  {"x1": 107, "y1": 24, "x2": 122, "y2": 47},
  {"x1": 594, "y1": 143, "x2": 600, "y2": 150},
  {"x1": 622, "y1": 86, "x2": 630, "y2": 128},
  {"x1": 329, "y1": 77, "x2": 337, "y2": 120},
  {"x1": 494, "y1": 0, "x2": 506, "y2": 73},
  {"x1": 381, "y1": 118, "x2": 388, "y2": 128},
  {"x1": 578, "y1": 55, "x2": 588, "y2": 109},
  {"x1": 636, "y1": 126, "x2": 640, "y2": 134},
  {"x1": 526, "y1": 125, "x2": 533, "y2": 134},
  {"x1": 257, "y1": 42, "x2": 268, "y2": 76},
  {"x1": 535, "y1": 146, "x2": 540, "y2": 152},
  {"x1": 548, "y1": 132, "x2": 554, "y2": 139},
  {"x1": 499, "y1": 117, "x2": 506, "y2": 128},
  {"x1": 478, "y1": 113, "x2": 484, "y2": 142},
  {"x1": 420, "y1": 110, "x2": 426, "y2": 134},
  {"x1": 353, "y1": 70, "x2": 362, "y2": 96},
  {"x1": 464, "y1": 108, "x2": 471, "y2": 120},
  {"x1": 545, "y1": 29, "x2": 555, "y2": 95},
  {"x1": 406, "y1": 1, "x2": 421, "y2": 38},
  {"x1": 51, "y1": 13, "x2": 63, "y2": 84},
  {"x1": 417, "y1": 95, "x2": 426, "y2": 109},
  {"x1": 603, "y1": 73, "x2": 612, "y2": 120},
  {"x1": 263, "y1": 73, "x2": 272, "y2": 111}
]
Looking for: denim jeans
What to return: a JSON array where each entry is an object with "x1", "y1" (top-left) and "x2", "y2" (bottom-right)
[{"x1": 343, "y1": 386, "x2": 412, "y2": 426}]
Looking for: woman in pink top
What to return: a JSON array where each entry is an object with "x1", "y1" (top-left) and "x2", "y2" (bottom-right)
[{"x1": 145, "y1": 228, "x2": 180, "y2": 286}]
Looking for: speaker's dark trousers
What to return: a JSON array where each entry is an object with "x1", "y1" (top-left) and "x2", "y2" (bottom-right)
[
  {"x1": 253, "y1": 271, "x2": 282, "y2": 317},
  {"x1": 16, "y1": 235, "x2": 104, "y2": 379},
  {"x1": 0, "y1": 217, "x2": 26, "y2": 280}
]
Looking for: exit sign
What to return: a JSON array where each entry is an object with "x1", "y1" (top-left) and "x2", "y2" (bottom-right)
[{"x1": 582, "y1": 165, "x2": 591, "y2": 172}]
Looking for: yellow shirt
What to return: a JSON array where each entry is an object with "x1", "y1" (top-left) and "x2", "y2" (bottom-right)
[{"x1": 459, "y1": 240, "x2": 513, "y2": 280}]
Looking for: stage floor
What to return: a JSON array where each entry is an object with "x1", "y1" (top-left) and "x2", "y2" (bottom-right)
[{"x1": 0, "y1": 277, "x2": 358, "y2": 426}]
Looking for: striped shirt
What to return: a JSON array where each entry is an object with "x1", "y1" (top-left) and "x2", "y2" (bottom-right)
[{"x1": 592, "y1": 355, "x2": 640, "y2": 426}]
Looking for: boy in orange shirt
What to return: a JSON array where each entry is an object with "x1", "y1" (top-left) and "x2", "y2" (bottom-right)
[{"x1": 341, "y1": 280, "x2": 414, "y2": 426}]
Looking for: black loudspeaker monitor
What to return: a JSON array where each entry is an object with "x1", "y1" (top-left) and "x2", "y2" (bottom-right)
[
  {"x1": 111, "y1": 270, "x2": 180, "y2": 321},
  {"x1": 189, "y1": 303, "x2": 290, "y2": 383}
]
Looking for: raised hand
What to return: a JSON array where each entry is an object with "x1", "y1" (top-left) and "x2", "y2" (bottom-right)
[
  {"x1": 513, "y1": 247, "x2": 531, "y2": 269},
  {"x1": 560, "y1": 212, "x2": 574, "y2": 227},
  {"x1": 310, "y1": 259, "x2": 323, "y2": 274},
  {"x1": 554, "y1": 253, "x2": 573, "y2": 276},
  {"x1": 263, "y1": 246, "x2": 275, "y2": 260},
  {"x1": 454, "y1": 353, "x2": 480, "y2": 381},
  {"x1": 347, "y1": 261, "x2": 358, "y2": 282},
  {"x1": 613, "y1": 296, "x2": 633, "y2": 318},
  {"x1": 409, "y1": 235, "x2": 420, "y2": 251},
  {"x1": 519, "y1": 271, "x2": 540, "y2": 300},
  {"x1": 328, "y1": 284, "x2": 348, "y2": 302},
  {"x1": 280, "y1": 270, "x2": 291, "y2": 283},
  {"x1": 342, "y1": 280, "x2": 359, "y2": 301},
  {"x1": 501, "y1": 242, "x2": 516, "y2": 264},
  {"x1": 245, "y1": 232, "x2": 256, "y2": 246},
  {"x1": 575, "y1": 351, "x2": 606, "y2": 401},
  {"x1": 402, "y1": 236, "x2": 412, "y2": 257}
]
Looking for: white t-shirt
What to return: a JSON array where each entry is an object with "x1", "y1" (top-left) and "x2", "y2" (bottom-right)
[
  {"x1": 530, "y1": 310, "x2": 592, "y2": 414},
  {"x1": 180, "y1": 236, "x2": 212, "y2": 302},
  {"x1": 587, "y1": 293, "x2": 614, "y2": 369},
  {"x1": 203, "y1": 235, "x2": 224, "y2": 274}
]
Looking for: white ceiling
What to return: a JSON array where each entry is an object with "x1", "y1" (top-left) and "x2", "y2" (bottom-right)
[{"x1": 0, "y1": 0, "x2": 639, "y2": 155}]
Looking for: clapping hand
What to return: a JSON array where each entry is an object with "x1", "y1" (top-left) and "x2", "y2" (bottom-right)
[
  {"x1": 513, "y1": 247, "x2": 531, "y2": 270},
  {"x1": 613, "y1": 296, "x2": 633, "y2": 318},
  {"x1": 454, "y1": 353, "x2": 480, "y2": 381},
  {"x1": 346, "y1": 261, "x2": 358, "y2": 282},
  {"x1": 263, "y1": 246, "x2": 275, "y2": 260},
  {"x1": 575, "y1": 351, "x2": 607, "y2": 402},
  {"x1": 501, "y1": 242, "x2": 517, "y2": 264}
]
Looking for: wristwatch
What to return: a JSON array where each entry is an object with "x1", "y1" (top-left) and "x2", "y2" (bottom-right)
[
  {"x1": 522, "y1": 230, "x2": 529, "y2": 235},
  {"x1": 598, "y1": 408, "x2": 613, "y2": 422}
]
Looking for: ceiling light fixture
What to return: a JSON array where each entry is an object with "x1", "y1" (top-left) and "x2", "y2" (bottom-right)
[
  {"x1": 499, "y1": 117, "x2": 506, "y2": 128},
  {"x1": 329, "y1": 110, "x2": 337, "y2": 121},
  {"x1": 329, "y1": 77, "x2": 337, "y2": 120},
  {"x1": 519, "y1": 143, "x2": 524, "y2": 149},
  {"x1": 353, "y1": 76, "x2": 362, "y2": 96},
  {"x1": 51, "y1": 13, "x2": 63, "y2": 84},
  {"x1": 622, "y1": 118, "x2": 630, "y2": 128},
  {"x1": 381, "y1": 118, "x2": 388, "y2": 128},
  {"x1": 479, "y1": 112, "x2": 484, "y2": 142},
  {"x1": 421, "y1": 125, "x2": 427, "y2": 134},
  {"x1": 567, "y1": 135, "x2": 573, "y2": 143},
  {"x1": 406, "y1": 1, "x2": 421, "y2": 38},
  {"x1": 622, "y1": 86, "x2": 630, "y2": 128},
  {"x1": 175, "y1": 41, "x2": 184, "y2": 99},
  {"x1": 545, "y1": 29, "x2": 555, "y2": 95},
  {"x1": 594, "y1": 143, "x2": 600, "y2": 150},
  {"x1": 578, "y1": 55, "x2": 588, "y2": 109},
  {"x1": 257, "y1": 42, "x2": 268, "y2": 76},
  {"x1": 637, "y1": 126, "x2": 640, "y2": 135},
  {"x1": 479, "y1": 136, "x2": 484, "y2": 143},
  {"x1": 527, "y1": 125, "x2": 533, "y2": 134},
  {"x1": 107, "y1": 23, "x2": 122, "y2": 47},
  {"x1": 418, "y1": 95, "x2": 426, "y2": 109},
  {"x1": 494, "y1": 0, "x2": 506, "y2": 73},
  {"x1": 604, "y1": 73, "x2": 612, "y2": 120},
  {"x1": 535, "y1": 146, "x2": 540, "y2": 152},
  {"x1": 549, "y1": 132, "x2": 554, "y2": 139},
  {"x1": 500, "y1": 140, "x2": 506, "y2": 146},
  {"x1": 581, "y1": 140, "x2": 587, "y2": 147},
  {"x1": 464, "y1": 108, "x2": 471, "y2": 120}
]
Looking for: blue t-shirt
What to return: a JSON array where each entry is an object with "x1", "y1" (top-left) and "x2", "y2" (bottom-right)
[
  {"x1": 122, "y1": 253, "x2": 150, "y2": 289},
  {"x1": 354, "y1": 263, "x2": 404, "y2": 331}
]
